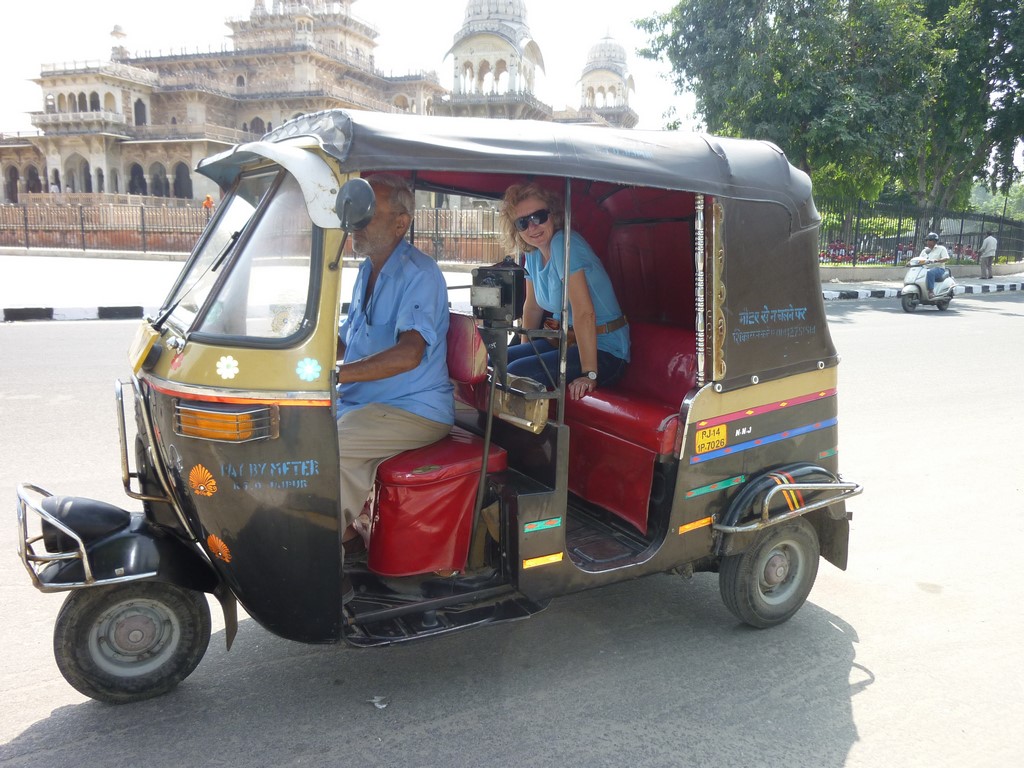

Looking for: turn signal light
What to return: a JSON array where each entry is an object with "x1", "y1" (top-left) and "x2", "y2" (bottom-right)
[{"x1": 175, "y1": 403, "x2": 278, "y2": 443}]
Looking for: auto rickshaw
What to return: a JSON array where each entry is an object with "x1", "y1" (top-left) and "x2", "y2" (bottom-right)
[{"x1": 17, "y1": 109, "x2": 861, "y2": 703}]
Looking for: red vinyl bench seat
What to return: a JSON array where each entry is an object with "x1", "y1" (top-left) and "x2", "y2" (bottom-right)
[{"x1": 562, "y1": 322, "x2": 698, "y2": 533}]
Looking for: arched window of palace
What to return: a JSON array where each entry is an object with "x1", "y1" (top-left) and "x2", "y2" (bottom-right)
[
  {"x1": 172, "y1": 162, "x2": 193, "y2": 199},
  {"x1": 26, "y1": 166, "x2": 42, "y2": 193},
  {"x1": 89, "y1": 92, "x2": 100, "y2": 111},
  {"x1": 134, "y1": 99, "x2": 148, "y2": 126},
  {"x1": 5, "y1": 166, "x2": 21, "y2": 204},
  {"x1": 149, "y1": 163, "x2": 169, "y2": 197},
  {"x1": 250, "y1": 117, "x2": 266, "y2": 135},
  {"x1": 494, "y1": 60, "x2": 509, "y2": 94},
  {"x1": 128, "y1": 164, "x2": 147, "y2": 196},
  {"x1": 478, "y1": 61, "x2": 493, "y2": 94}
]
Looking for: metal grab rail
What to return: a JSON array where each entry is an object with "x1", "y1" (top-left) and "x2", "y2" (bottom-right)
[
  {"x1": 712, "y1": 480, "x2": 863, "y2": 534},
  {"x1": 116, "y1": 378, "x2": 196, "y2": 538},
  {"x1": 17, "y1": 483, "x2": 96, "y2": 591},
  {"x1": 17, "y1": 482, "x2": 160, "y2": 593}
]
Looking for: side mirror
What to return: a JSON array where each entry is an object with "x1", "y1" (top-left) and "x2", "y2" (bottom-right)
[{"x1": 336, "y1": 178, "x2": 375, "y2": 232}]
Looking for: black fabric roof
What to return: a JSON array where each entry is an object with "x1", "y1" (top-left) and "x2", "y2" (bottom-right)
[{"x1": 198, "y1": 109, "x2": 818, "y2": 230}]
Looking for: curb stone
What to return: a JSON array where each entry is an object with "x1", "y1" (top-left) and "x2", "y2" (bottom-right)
[{"x1": 821, "y1": 280, "x2": 1023, "y2": 301}]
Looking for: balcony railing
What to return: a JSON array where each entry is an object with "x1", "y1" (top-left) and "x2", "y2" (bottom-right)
[
  {"x1": 26, "y1": 113, "x2": 258, "y2": 144},
  {"x1": 30, "y1": 111, "x2": 129, "y2": 135},
  {"x1": 155, "y1": 74, "x2": 401, "y2": 113},
  {"x1": 39, "y1": 60, "x2": 160, "y2": 85}
]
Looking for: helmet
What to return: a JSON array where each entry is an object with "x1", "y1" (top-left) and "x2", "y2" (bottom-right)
[{"x1": 926, "y1": 232, "x2": 939, "y2": 240}]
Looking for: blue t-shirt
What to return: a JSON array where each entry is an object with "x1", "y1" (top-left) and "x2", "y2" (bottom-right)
[
  {"x1": 338, "y1": 240, "x2": 454, "y2": 424},
  {"x1": 524, "y1": 230, "x2": 630, "y2": 361}
]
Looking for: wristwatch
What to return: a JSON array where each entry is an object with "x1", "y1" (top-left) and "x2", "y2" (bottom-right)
[{"x1": 584, "y1": 371, "x2": 598, "y2": 381}]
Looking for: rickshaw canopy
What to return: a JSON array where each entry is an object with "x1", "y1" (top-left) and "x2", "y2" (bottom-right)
[{"x1": 197, "y1": 109, "x2": 819, "y2": 235}]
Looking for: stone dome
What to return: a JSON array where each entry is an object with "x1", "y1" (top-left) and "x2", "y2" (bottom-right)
[
  {"x1": 584, "y1": 35, "x2": 629, "y2": 78},
  {"x1": 451, "y1": 0, "x2": 539, "y2": 63},
  {"x1": 463, "y1": 0, "x2": 529, "y2": 24}
]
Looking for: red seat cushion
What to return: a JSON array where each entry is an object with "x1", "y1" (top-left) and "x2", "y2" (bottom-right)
[
  {"x1": 564, "y1": 389, "x2": 680, "y2": 455},
  {"x1": 370, "y1": 427, "x2": 507, "y2": 576},
  {"x1": 446, "y1": 312, "x2": 487, "y2": 385},
  {"x1": 564, "y1": 323, "x2": 697, "y2": 455},
  {"x1": 376, "y1": 426, "x2": 507, "y2": 484}
]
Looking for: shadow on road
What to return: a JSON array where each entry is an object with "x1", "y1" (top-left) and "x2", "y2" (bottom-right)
[{"x1": 0, "y1": 575, "x2": 866, "y2": 767}]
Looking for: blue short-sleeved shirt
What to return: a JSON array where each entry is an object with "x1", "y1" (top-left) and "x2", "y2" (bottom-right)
[
  {"x1": 338, "y1": 239, "x2": 454, "y2": 424},
  {"x1": 524, "y1": 230, "x2": 630, "y2": 361}
]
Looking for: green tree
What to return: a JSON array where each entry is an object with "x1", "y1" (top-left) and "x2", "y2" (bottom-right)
[
  {"x1": 637, "y1": 0, "x2": 1022, "y2": 208},
  {"x1": 979, "y1": 0, "x2": 1024, "y2": 192},
  {"x1": 972, "y1": 182, "x2": 1024, "y2": 218}
]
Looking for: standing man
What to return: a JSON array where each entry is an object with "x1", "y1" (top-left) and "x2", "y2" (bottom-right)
[
  {"x1": 919, "y1": 232, "x2": 950, "y2": 299},
  {"x1": 336, "y1": 173, "x2": 453, "y2": 555},
  {"x1": 978, "y1": 230, "x2": 997, "y2": 279}
]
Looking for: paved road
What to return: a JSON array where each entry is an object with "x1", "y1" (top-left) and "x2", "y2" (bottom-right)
[{"x1": 1, "y1": 293, "x2": 1022, "y2": 767}]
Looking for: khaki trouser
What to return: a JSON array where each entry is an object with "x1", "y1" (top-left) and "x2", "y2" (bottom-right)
[{"x1": 337, "y1": 403, "x2": 451, "y2": 531}]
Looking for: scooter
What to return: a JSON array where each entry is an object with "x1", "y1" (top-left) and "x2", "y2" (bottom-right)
[{"x1": 901, "y1": 255, "x2": 956, "y2": 312}]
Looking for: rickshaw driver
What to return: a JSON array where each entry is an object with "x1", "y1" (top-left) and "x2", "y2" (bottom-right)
[{"x1": 335, "y1": 174, "x2": 454, "y2": 555}]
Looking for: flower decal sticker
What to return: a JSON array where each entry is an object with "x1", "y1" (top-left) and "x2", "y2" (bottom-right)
[
  {"x1": 170, "y1": 353, "x2": 184, "y2": 372},
  {"x1": 207, "y1": 534, "x2": 232, "y2": 563},
  {"x1": 296, "y1": 357, "x2": 322, "y2": 382},
  {"x1": 189, "y1": 464, "x2": 218, "y2": 497},
  {"x1": 216, "y1": 355, "x2": 239, "y2": 380}
]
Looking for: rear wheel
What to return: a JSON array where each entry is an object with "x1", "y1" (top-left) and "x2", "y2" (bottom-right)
[
  {"x1": 937, "y1": 298, "x2": 951, "y2": 311},
  {"x1": 719, "y1": 517, "x2": 820, "y2": 628},
  {"x1": 901, "y1": 293, "x2": 918, "y2": 312},
  {"x1": 53, "y1": 581, "x2": 211, "y2": 704}
]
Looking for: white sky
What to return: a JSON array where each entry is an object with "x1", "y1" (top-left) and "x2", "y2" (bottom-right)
[{"x1": 0, "y1": 0, "x2": 695, "y2": 135}]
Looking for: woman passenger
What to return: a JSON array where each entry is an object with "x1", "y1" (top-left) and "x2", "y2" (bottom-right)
[{"x1": 499, "y1": 183, "x2": 629, "y2": 400}]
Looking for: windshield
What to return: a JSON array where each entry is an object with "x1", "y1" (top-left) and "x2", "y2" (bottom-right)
[
  {"x1": 163, "y1": 170, "x2": 277, "y2": 332},
  {"x1": 192, "y1": 171, "x2": 316, "y2": 342}
]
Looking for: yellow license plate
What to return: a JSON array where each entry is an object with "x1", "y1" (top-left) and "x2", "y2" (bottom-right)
[{"x1": 695, "y1": 424, "x2": 728, "y2": 454}]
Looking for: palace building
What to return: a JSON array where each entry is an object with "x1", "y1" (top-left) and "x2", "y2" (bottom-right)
[{"x1": 0, "y1": 0, "x2": 637, "y2": 204}]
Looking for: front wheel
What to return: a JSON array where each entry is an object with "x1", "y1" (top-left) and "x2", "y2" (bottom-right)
[
  {"x1": 901, "y1": 293, "x2": 919, "y2": 313},
  {"x1": 53, "y1": 581, "x2": 212, "y2": 704},
  {"x1": 719, "y1": 517, "x2": 820, "y2": 628}
]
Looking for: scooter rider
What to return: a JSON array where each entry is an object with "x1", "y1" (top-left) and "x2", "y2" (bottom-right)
[{"x1": 920, "y1": 233, "x2": 950, "y2": 298}]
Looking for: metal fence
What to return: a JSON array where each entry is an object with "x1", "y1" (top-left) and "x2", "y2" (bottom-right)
[
  {"x1": 0, "y1": 203, "x2": 508, "y2": 262},
  {"x1": 2, "y1": 199, "x2": 1022, "y2": 268},
  {"x1": 410, "y1": 208, "x2": 506, "y2": 265},
  {"x1": 816, "y1": 198, "x2": 1024, "y2": 267},
  {"x1": 0, "y1": 203, "x2": 211, "y2": 252}
]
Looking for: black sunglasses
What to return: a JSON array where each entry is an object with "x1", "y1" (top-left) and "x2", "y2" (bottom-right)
[{"x1": 514, "y1": 209, "x2": 550, "y2": 232}]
